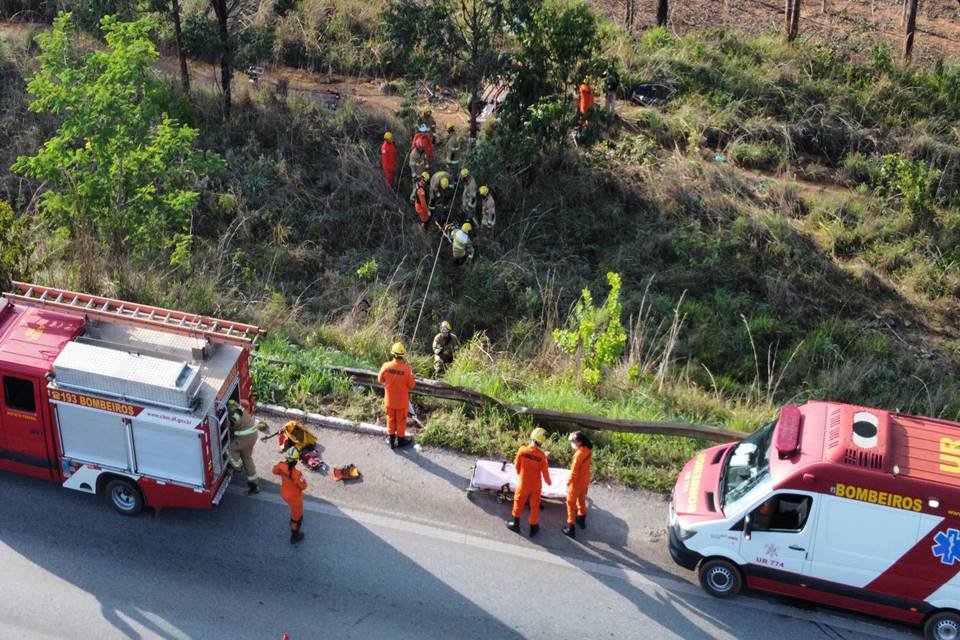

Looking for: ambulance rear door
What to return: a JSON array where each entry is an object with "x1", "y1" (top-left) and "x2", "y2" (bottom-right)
[{"x1": 739, "y1": 490, "x2": 820, "y2": 578}]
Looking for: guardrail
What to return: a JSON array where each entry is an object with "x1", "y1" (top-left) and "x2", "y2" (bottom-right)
[{"x1": 255, "y1": 357, "x2": 747, "y2": 443}]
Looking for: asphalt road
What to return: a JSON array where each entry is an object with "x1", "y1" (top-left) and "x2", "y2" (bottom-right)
[{"x1": 0, "y1": 420, "x2": 922, "y2": 640}]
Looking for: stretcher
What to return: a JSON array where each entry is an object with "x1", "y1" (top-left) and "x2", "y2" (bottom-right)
[{"x1": 466, "y1": 459, "x2": 571, "y2": 502}]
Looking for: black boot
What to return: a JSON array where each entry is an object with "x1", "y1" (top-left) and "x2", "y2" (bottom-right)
[
  {"x1": 562, "y1": 524, "x2": 576, "y2": 538},
  {"x1": 505, "y1": 519, "x2": 520, "y2": 533},
  {"x1": 388, "y1": 435, "x2": 397, "y2": 449},
  {"x1": 397, "y1": 436, "x2": 413, "y2": 448},
  {"x1": 245, "y1": 480, "x2": 260, "y2": 496},
  {"x1": 529, "y1": 524, "x2": 540, "y2": 538},
  {"x1": 290, "y1": 530, "x2": 304, "y2": 544},
  {"x1": 577, "y1": 514, "x2": 586, "y2": 529}
]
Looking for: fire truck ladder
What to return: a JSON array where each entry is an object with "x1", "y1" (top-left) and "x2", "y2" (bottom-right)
[{"x1": 5, "y1": 281, "x2": 266, "y2": 348}]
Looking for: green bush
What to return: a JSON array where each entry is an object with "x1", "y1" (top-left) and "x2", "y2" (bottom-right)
[{"x1": 728, "y1": 141, "x2": 783, "y2": 170}]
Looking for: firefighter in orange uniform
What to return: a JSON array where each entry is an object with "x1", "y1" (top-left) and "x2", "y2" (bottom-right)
[
  {"x1": 578, "y1": 77, "x2": 595, "y2": 129},
  {"x1": 506, "y1": 427, "x2": 552, "y2": 537},
  {"x1": 273, "y1": 448, "x2": 307, "y2": 544},
  {"x1": 380, "y1": 131, "x2": 397, "y2": 188},
  {"x1": 378, "y1": 342, "x2": 416, "y2": 449},
  {"x1": 562, "y1": 430, "x2": 593, "y2": 539}
]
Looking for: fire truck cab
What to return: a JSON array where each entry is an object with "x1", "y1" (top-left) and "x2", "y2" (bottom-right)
[
  {"x1": 0, "y1": 283, "x2": 263, "y2": 515},
  {"x1": 669, "y1": 401, "x2": 960, "y2": 640}
]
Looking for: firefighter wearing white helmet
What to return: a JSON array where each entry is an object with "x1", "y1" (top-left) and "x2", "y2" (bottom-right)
[
  {"x1": 227, "y1": 399, "x2": 265, "y2": 495},
  {"x1": 479, "y1": 185, "x2": 496, "y2": 229},
  {"x1": 432, "y1": 320, "x2": 460, "y2": 376},
  {"x1": 447, "y1": 222, "x2": 475, "y2": 265},
  {"x1": 506, "y1": 427, "x2": 552, "y2": 537}
]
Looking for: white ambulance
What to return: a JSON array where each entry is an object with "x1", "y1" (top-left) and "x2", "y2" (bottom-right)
[{"x1": 669, "y1": 401, "x2": 960, "y2": 640}]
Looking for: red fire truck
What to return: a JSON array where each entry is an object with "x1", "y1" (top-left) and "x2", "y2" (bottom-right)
[{"x1": 0, "y1": 282, "x2": 264, "y2": 515}]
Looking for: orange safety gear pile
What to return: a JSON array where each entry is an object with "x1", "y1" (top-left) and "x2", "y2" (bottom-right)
[
  {"x1": 510, "y1": 439, "x2": 551, "y2": 529},
  {"x1": 378, "y1": 352, "x2": 416, "y2": 447}
]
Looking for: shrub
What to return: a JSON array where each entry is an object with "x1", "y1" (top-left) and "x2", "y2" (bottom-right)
[{"x1": 728, "y1": 141, "x2": 783, "y2": 171}]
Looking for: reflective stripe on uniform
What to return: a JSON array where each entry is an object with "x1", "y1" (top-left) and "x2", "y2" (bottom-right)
[{"x1": 234, "y1": 426, "x2": 259, "y2": 437}]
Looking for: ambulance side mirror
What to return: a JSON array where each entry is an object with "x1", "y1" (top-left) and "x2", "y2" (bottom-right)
[{"x1": 743, "y1": 514, "x2": 753, "y2": 541}]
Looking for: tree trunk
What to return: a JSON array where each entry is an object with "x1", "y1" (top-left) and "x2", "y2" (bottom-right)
[
  {"x1": 468, "y1": 89, "x2": 481, "y2": 139},
  {"x1": 624, "y1": 0, "x2": 635, "y2": 29},
  {"x1": 171, "y1": 0, "x2": 189, "y2": 92},
  {"x1": 902, "y1": 0, "x2": 919, "y2": 61},
  {"x1": 821, "y1": 0, "x2": 827, "y2": 13},
  {"x1": 785, "y1": 0, "x2": 801, "y2": 41},
  {"x1": 211, "y1": 0, "x2": 233, "y2": 120},
  {"x1": 656, "y1": 0, "x2": 668, "y2": 26}
]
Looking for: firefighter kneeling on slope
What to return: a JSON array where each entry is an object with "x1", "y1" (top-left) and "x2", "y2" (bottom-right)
[
  {"x1": 432, "y1": 320, "x2": 459, "y2": 376},
  {"x1": 446, "y1": 222, "x2": 475, "y2": 265},
  {"x1": 227, "y1": 399, "x2": 265, "y2": 495}
]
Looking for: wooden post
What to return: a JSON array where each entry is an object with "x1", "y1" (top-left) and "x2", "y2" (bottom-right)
[{"x1": 657, "y1": 0, "x2": 668, "y2": 27}]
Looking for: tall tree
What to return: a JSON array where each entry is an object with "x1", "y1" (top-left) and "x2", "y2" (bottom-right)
[
  {"x1": 209, "y1": 0, "x2": 234, "y2": 119},
  {"x1": 785, "y1": 0, "x2": 801, "y2": 41},
  {"x1": 171, "y1": 0, "x2": 189, "y2": 91},
  {"x1": 902, "y1": 0, "x2": 919, "y2": 61},
  {"x1": 624, "y1": 0, "x2": 636, "y2": 30},
  {"x1": 656, "y1": 0, "x2": 668, "y2": 27},
  {"x1": 11, "y1": 13, "x2": 224, "y2": 266}
]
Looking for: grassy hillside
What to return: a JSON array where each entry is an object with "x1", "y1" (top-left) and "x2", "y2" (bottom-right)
[{"x1": 2, "y1": 10, "x2": 960, "y2": 490}]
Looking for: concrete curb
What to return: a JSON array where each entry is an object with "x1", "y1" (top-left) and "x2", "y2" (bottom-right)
[{"x1": 259, "y1": 403, "x2": 388, "y2": 437}]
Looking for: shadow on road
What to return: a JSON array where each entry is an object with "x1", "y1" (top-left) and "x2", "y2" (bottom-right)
[{"x1": 0, "y1": 471, "x2": 522, "y2": 640}]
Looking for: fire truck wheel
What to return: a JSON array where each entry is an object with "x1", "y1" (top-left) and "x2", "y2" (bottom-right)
[
  {"x1": 925, "y1": 611, "x2": 960, "y2": 640},
  {"x1": 104, "y1": 478, "x2": 144, "y2": 516},
  {"x1": 698, "y1": 558, "x2": 742, "y2": 599}
]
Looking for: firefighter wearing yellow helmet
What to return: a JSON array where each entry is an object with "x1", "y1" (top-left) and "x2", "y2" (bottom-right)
[
  {"x1": 378, "y1": 341, "x2": 417, "y2": 449},
  {"x1": 432, "y1": 320, "x2": 460, "y2": 376},
  {"x1": 460, "y1": 167, "x2": 479, "y2": 222},
  {"x1": 479, "y1": 185, "x2": 496, "y2": 229},
  {"x1": 506, "y1": 427, "x2": 552, "y2": 537},
  {"x1": 447, "y1": 222, "x2": 475, "y2": 265}
]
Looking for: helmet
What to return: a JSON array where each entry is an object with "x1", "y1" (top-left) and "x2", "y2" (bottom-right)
[
  {"x1": 384, "y1": 131, "x2": 393, "y2": 141},
  {"x1": 391, "y1": 341, "x2": 406, "y2": 357},
  {"x1": 417, "y1": 123, "x2": 429, "y2": 133},
  {"x1": 447, "y1": 123, "x2": 455, "y2": 131},
  {"x1": 461, "y1": 223, "x2": 472, "y2": 233},
  {"x1": 460, "y1": 168, "x2": 470, "y2": 178},
  {"x1": 440, "y1": 177, "x2": 449, "y2": 189},
  {"x1": 423, "y1": 107, "x2": 432, "y2": 115},
  {"x1": 530, "y1": 427, "x2": 547, "y2": 446},
  {"x1": 479, "y1": 185, "x2": 489, "y2": 196},
  {"x1": 440, "y1": 320, "x2": 452, "y2": 332},
  {"x1": 421, "y1": 171, "x2": 431, "y2": 182},
  {"x1": 284, "y1": 448, "x2": 300, "y2": 462}
]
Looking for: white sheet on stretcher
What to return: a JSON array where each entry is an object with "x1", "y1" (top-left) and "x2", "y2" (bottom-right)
[{"x1": 472, "y1": 459, "x2": 571, "y2": 500}]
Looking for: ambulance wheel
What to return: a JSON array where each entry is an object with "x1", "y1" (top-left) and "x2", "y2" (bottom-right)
[
  {"x1": 104, "y1": 478, "x2": 144, "y2": 516},
  {"x1": 925, "y1": 611, "x2": 960, "y2": 640},
  {"x1": 698, "y1": 559, "x2": 742, "y2": 598}
]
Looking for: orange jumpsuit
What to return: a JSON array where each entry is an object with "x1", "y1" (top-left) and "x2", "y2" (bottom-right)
[
  {"x1": 578, "y1": 82, "x2": 595, "y2": 115},
  {"x1": 512, "y1": 444, "x2": 551, "y2": 525},
  {"x1": 380, "y1": 140, "x2": 397, "y2": 187},
  {"x1": 378, "y1": 358, "x2": 416, "y2": 438},
  {"x1": 414, "y1": 182, "x2": 430, "y2": 224},
  {"x1": 566, "y1": 445, "x2": 592, "y2": 525},
  {"x1": 272, "y1": 461, "x2": 307, "y2": 532}
]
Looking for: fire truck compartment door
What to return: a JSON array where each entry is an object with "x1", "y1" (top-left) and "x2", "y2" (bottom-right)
[
  {"x1": 56, "y1": 403, "x2": 132, "y2": 471},
  {"x1": 131, "y1": 419, "x2": 204, "y2": 486}
]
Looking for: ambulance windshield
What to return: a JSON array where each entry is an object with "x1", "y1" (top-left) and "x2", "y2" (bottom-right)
[{"x1": 720, "y1": 420, "x2": 775, "y2": 510}]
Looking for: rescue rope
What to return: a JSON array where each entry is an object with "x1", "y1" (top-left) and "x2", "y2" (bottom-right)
[{"x1": 411, "y1": 173, "x2": 462, "y2": 344}]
